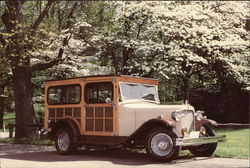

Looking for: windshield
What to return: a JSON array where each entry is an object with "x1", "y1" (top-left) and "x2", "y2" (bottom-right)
[{"x1": 119, "y1": 82, "x2": 159, "y2": 102}]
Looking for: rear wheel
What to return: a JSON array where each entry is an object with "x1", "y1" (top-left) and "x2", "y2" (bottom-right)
[
  {"x1": 189, "y1": 125, "x2": 217, "y2": 157},
  {"x1": 145, "y1": 127, "x2": 180, "y2": 162},
  {"x1": 55, "y1": 127, "x2": 77, "y2": 155}
]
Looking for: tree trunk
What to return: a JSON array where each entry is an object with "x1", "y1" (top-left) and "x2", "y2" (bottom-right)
[
  {"x1": 0, "y1": 85, "x2": 4, "y2": 129},
  {"x1": 12, "y1": 67, "x2": 37, "y2": 138},
  {"x1": 2, "y1": 0, "x2": 61, "y2": 138},
  {"x1": 0, "y1": 99, "x2": 4, "y2": 129},
  {"x1": 183, "y1": 78, "x2": 189, "y2": 103}
]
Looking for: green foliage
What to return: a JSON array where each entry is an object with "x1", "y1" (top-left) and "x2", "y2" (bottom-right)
[{"x1": 34, "y1": 104, "x2": 44, "y2": 124}]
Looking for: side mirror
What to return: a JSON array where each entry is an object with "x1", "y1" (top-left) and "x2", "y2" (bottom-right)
[{"x1": 105, "y1": 98, "x2": 112, "y2": 104}]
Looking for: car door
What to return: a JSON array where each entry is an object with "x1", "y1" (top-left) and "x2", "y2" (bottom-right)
[{"x1": 83, "y1": 81, "x2": 117, "y2": 136}]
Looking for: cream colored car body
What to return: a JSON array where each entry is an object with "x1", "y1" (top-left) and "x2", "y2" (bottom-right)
[{"x1": 119, "y1": 100, "x2": 195, "y2": 136}]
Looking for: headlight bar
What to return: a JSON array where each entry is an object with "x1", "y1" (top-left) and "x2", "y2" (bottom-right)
[
  {"x1": 195, "y1": 110, "x2": 207, "y2": 120},
  {"x1": 171, "y1": 110, "x2": 186, "y2": 121}
]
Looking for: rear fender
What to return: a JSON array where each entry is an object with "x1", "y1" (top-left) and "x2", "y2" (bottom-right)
[{"x1": 49, "y1": 117, "x2": 81, "y2": 142}]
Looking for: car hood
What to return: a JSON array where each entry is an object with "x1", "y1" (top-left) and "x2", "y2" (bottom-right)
[
  {"x1": 119, "y1": 101, "x2": 195, "y2": 123},
  {"x1": 119, "y1": 101, "x2": 195, "y2": 112},
  {"x1": 118, "y1": 101, "x2": 195, "y2": 135}
]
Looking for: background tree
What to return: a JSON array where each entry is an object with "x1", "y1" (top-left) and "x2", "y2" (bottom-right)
[
  {"x1": 0, "y1": 0, "x2": 77, "y2": 138},
  {"x1": 74, "y1": 1, "x2": 249, "y2": 122},
  {"x1": 75, "y1": 1, "x2": 249, "y2": 101},
  {"x1": 0, "y1": 62, "x2": 11, "y2": 129}
]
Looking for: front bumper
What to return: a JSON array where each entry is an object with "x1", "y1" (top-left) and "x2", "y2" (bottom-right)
[{"x1": 176, "y1": 135, "x2": 226, "y2": 146}]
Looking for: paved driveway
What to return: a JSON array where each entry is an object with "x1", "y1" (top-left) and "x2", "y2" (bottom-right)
[{"x1": 0, "y1": 143, "x2": 249, "y2": 168}]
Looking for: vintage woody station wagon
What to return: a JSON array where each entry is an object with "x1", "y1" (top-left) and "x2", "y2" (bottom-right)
[{"x1": 44, "y1": 75, "x2": 226, "y2": 161}]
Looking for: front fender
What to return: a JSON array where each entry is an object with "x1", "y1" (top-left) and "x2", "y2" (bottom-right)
[
  {"x1": 126, "y1": 118, "x2": 176, "y2": 143},
  {"x1": 195, "y1": 119, "x2": 218, "y2": 131}
]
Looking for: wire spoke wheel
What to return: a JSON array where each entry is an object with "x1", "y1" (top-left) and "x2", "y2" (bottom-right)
[
  {"x1": 57, "y1": 131, "x2": 70, "y2": 152},
  {"x1": 151, "y1": 133, "x2": 173, "y2": 156},
  {"x1": 55, "y1": 127, "x2": 77, "y2": 155},
  {"x1": 145, "y1": 128, "x2": 180, "y2": 162}
]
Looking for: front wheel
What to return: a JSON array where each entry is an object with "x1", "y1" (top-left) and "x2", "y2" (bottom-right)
[
  {"x1": 145, "y1": 128, "x2": 180, "y2": 162},
  {"x1": 189, "y1": 125, "x2": 217, "y2": 157},
  {"x1": 55, "y1": 127, "x2": 77, "y2": 155}
]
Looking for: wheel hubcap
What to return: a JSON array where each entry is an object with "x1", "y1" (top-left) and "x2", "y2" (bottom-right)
[
  {"x1": 151, "y1": 133, "x2": 173, "y2": 156},
  {"x1": 57, "y1": 131, "x2": 70, "y2": 151},
  {"x1": 158, "y1": 141, "x2": 168, "y2": 150}
]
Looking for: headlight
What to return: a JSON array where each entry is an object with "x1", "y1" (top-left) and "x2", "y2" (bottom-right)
[
  {"x1": 171, "y1": 110, "x2": 186, "y2": 121},
  {"x1": 195, "y1": 110, "x2": 207, "y2": 120}
]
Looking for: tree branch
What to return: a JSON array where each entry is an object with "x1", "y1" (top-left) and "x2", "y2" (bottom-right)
[
  {"x1": 0, "y1": 34, "x2": 6, "y2": 46},
  {"x1": 81, "y1": 35, "x2": 98, "y2": 51},
  {"x1": 30, "y1": 36, "x2": 70, "y2": 72},
  {"x1": 136, "y1": 16, "x2": 148, "y2": 39},
  {"x1": 31, "y1": 0, "x2": 54, "y2": 32},
  {"x1": 64, "y1": 2, "x2": 78, "y2": 29}
]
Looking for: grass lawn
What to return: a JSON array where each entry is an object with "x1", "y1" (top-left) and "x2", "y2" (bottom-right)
[
  {"x1": 213, "y1": 129, "x2": 249, "y2": 159},
  {"x1": 3, "y1": 112, "x2": 15, "y2": 125},
  {"x1": 0, "y1": 112, "x2": 15, "y2": 132},
  {"x1": 180, "y1": 129, "x2": 249, "y2": 159},
  {"x1": 0, "y1": 138, "x2": 54, "y2": 145},
  {"x1": 0, "y1": 129, "x2": 9, "y2": 132}
]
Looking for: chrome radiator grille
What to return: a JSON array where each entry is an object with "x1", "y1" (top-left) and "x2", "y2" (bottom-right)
[{"x1": 179, "y1": 110, "x2": 195, "y2": 134}]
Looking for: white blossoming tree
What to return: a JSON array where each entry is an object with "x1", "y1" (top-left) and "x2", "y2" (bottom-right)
[
  {"x1": 154, "y1": 1, "x2": 249, "y2": 101},
  {"x1": 77, "y1": 1, "x2": 249, "y2": 102}
]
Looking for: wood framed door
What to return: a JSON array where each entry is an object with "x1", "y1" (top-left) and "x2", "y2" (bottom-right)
[{"x1": 83, "y1": 81, "x2": 117, "y2": 136}]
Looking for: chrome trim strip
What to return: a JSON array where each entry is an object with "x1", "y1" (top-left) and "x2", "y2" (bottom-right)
[{"x1": 176, "y1": 135, "x2": 226, "y2": 146}]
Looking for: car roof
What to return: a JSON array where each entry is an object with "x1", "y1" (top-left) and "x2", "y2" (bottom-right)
[{"x1": 45, "y1": 75, "x2": 158, "y2": 82}]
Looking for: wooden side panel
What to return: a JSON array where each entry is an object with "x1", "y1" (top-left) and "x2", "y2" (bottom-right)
[
  {"x1": 44, "y1": 79, "x2": 84, "y2": 134},
  {"x1": 44, "y1": 85, "x2": 49, "y2": 130},
  {"x1": 113, "y1": 80, "x2": 119, "y2": 135},
  {"x1": 44, "y1": 75, "x2": 159, "y2": 136},
  {"x1": 84, "y1": 106, "x2": 114, "y2": 132}
]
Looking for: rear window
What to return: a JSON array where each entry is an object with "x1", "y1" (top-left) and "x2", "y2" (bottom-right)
[{"x1": 48, "y1": 84, "x2": 81, "y2": 105}]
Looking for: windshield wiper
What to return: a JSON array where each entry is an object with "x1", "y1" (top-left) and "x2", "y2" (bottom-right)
[
  {"x1": 143, "y1": 85, "x2": 154, "y2": 88},
  {"x1": 126, "y1": 84, "x2": 138, "y2": 86}
]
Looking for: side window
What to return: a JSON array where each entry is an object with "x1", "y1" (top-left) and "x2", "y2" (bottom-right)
[
  {"x1": 48, "y1": 84, "x2": 81, "y2": 105},
  {"x1": 48, "y1": 87, "x2": 62, "y2": 104},
  {"x1": 85, "y1": 82, "x2": 113, "y2": 104}
]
